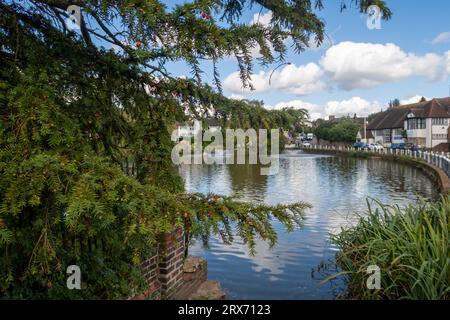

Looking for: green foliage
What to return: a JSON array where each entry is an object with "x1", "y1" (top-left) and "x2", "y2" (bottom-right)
[
  {"x1": 401, "y1": 129, "x2": 408, "y2": 139},
  {"x1": 314, "y1": 120, "x2": 360, "y2": 143},
  {"x1": 212, "y1": 99, "x2": 308, "y2": 131},
  {"x1": 331, "y1": 197, "x2": 449, "y2": 300},
  {"x1": 389, "y1": 98, "x2": 400, "y2": 108},
  {"x1": 179, "y1": 193, "x2": 311, "y2": 256}
]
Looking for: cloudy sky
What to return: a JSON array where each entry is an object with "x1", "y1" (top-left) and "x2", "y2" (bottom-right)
[{"x1": 166, "y1": 1, "x2": 450, "y2": 120}]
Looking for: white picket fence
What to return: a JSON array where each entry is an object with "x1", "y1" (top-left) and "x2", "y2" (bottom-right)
[{"x1": 303, "y1": 144, "x2": 450, "y2": 178}]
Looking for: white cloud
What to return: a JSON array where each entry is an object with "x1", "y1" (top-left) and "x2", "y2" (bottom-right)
[
  {"x1": 251, "y1": 11, "x2": 273, "y2": 26},
  {"x1": 265, "y1": 100, "x2": 323, "y2": 120},
  {"x1": 324, "y1": 97, "x2": 382, "y2": 118},
  {"x1": 225, "y1": 41, "x2": 450, "y2": 98},
  {"x1": 432, "y1": 32, "x2": 450, "y2": 44},
  {"x1": 264, "y1": 97, "x2": 382, "y2": 120},
  {"x1": 223, "y1": 62, "x2": 326, "y2": 96},
  {"x1": 400, "y1": 95, "x2": 430, "y2": 105},
  {"x1": 320, "y1": 42, "x2": 448, "y2": 90}
]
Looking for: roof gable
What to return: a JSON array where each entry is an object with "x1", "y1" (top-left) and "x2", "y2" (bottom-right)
[{"x1": 368, "y1": 97, "x2": 450, "y2": 130}]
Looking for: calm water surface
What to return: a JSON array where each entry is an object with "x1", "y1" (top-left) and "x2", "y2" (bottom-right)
[{"x1": 179, "y1": 150, "x2": 438, "y2": 299}]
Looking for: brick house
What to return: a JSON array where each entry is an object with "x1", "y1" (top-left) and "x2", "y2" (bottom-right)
[{"x1": 367, "y1": 97, "x2": 450, "y2": 149}]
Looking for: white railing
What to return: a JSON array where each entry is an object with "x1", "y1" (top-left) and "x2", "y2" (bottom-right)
[{"x1": 301, "y1": 144, "x2": 450, "y2": 178}]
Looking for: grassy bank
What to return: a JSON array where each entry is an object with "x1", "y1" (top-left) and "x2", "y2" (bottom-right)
[{"x1": 332, "y1": 197, "x2": 449, "y2": 300}]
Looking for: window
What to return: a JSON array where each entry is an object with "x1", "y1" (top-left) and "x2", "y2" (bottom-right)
[
  {"x1": 407, "y1": 118, "x2": 426, "y2": 130},
  {"x1": 384, "y1": 129, "x2": 391, "y2": 143},
  {"x1": 432, "y1": 118, "x2": 449, "y2": 126},
  {"x1": 432, "y1": 133, "x2": 448, "y2": 140}
]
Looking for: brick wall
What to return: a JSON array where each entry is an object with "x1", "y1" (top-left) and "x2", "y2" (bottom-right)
[
  {"x1": 135, "y1": 227, "x2": 185, "y2": 300},
  {"x1": 140, "y1": 253, "x2": 161, "y2": 300},
  {"x1": 157, "y1": 227, "x2": 185, "y2": 298}
]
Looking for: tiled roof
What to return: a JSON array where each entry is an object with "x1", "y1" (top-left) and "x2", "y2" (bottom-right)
[{"x1": 368, "y1": 97, "x2": 450, "y2": 130}]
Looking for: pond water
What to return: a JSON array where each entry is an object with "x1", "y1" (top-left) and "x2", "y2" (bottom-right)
[{"x1": 179, "y1": 150, "x2": 438, "y2": 299}]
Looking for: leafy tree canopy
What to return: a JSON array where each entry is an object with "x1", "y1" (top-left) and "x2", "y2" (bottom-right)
[{"x1": 314, "y1": 119, "x2": 361, "y2": 143}]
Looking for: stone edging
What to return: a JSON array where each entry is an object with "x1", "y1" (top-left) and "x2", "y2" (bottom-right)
[{"x1": 301, "y1": 149, "x2": 450, "y2": 195}]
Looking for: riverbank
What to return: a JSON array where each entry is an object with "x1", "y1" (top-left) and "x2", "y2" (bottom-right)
[
  {"x1": 301, "y1": 148, "x2": 450, "y2": 194},
  {"x1": 300, "y1": 148, "x2": 450, "y2": 300}
]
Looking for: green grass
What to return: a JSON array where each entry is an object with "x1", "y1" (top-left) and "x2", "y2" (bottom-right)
[
  {"x1": 346, "y1": 150, "x2": 371, "y2": 158},
  {"x1": 331, "y1": 197, "x2": 449, "y2": 300}
]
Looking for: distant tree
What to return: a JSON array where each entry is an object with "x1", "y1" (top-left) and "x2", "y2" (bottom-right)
[
  {"x1": 313, "y1": 119, "x2": 333, "y2": 143},
  {"x1": 313, "y1": 119, "x2": 359, "y2": 143},
  {"x1": 328, "y1": 121, "x2": 361, "y2": 143},
  {"x1": 389, "y1": 99, "x2": 401, "y2": 108}
]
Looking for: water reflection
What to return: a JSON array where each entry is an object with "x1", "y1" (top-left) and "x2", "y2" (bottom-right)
[{"x1": 179, "y1": 150, "x2": 438, "y2": 299}]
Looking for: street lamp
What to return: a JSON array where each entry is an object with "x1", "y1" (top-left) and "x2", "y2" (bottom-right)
[{"x1": 269, "y1": 62, "x2": 291, "y2": 86}]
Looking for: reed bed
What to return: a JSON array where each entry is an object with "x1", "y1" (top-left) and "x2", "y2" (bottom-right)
[{"x1": 332, "y1": 197, "x2": 449, "y2": 299}]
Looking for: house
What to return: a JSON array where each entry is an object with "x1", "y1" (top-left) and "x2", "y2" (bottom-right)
[
  {"x1": 174, "y1": 119, "x2": 222, "y2": 140},
  {"x1": 356, "y1": 129, "x2": 374, "y2": 144},
  {"x1": 367, "y1": 106, "x2": 408, "y2": 146},
  {"x1": 204, "y1": 118, "x2": 222, "y2": 133},
  {"x1": 175, "y1": 120, "x2": 201, "y2": 139},
  {"x1": 367, "y1": 97, "x2": 450, "y2": 149}
]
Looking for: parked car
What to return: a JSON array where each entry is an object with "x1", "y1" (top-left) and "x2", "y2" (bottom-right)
[
  {"x1": 353, "y1": 142, "x2": 369, "y2": 150},
  {"x1": 302, "y1": 141, "x2": 311, "y2": 148},
  {"x1": 368, "y1": 143, "x2": 384, "y2": 151},
  {"x1": 390, "y1": 143, "x2": 406, "y2": 150}
]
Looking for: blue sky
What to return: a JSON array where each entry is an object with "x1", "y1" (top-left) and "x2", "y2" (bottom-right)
[{"x1": 164, "y1": 1, "x2": 450, "y2": 119}]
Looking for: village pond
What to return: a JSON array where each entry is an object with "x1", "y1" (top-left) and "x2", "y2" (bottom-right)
[{"x1": 179, "y1": 150, "x2": 438, "y2": 299}]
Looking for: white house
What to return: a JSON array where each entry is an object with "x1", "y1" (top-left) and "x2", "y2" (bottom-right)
[
  {"x1": 367, "y1": 97, "x2": 450, "y2": 149},
  {"x1": 174, "y1": 119, "x2": 222, "y2": 140},
  {"x1": 356, "y1": 129, "x2": 375, "y2": 144}
]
